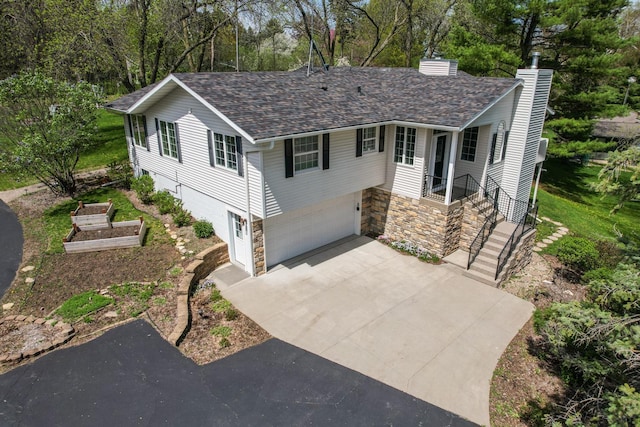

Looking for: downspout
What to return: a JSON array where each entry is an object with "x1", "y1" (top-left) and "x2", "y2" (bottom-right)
[{"x1": 244, "y1": 150, "x2": 256, "y2": 277}]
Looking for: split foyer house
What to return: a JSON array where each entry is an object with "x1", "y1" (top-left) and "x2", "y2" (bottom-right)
[{"x1": 106, "y1": 59, "x2": 552, "y2": 285}]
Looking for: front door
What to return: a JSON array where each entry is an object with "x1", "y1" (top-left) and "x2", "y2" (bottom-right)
[
  {"x1": 432, "y1": 134, "x2": 449, "y2": 187},
  {"x1": 230, "y1": 212, "x2": 245, "y2": 266}
]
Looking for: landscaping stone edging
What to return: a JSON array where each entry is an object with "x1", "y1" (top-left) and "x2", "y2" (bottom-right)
[
  {"x1": 0, "y1": 315, "x2": 75, "y2": 365},
  {"x1": 167, "y1": 242, "x2": 229, "y2": 346}
]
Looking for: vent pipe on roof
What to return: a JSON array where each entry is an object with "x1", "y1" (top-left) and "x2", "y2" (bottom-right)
[{"x1": 531, "y1": 52, "x2": 540, "y2": 69}]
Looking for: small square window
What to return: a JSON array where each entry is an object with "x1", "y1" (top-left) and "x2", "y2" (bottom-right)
[{"x1": 294, "y1": 135, "x2": 319, "y2": 172}]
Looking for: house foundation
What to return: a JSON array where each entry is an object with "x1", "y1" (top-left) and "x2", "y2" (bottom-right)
[
  {"x1": 252, "y1": 219, "x2": 266, "y2": 276},
  {"x1": 364, "y1": 187, "x2": 466, "y2": 258}
]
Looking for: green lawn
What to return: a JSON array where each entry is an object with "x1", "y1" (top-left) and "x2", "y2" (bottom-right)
[
  {"x1": 537, "y1": 158, "x2": 640, "y2": 245},
  {"x1": 44, "y1": 187, "x2": 163, "y2": 254},
  {"x1": 0, "y1": 109, "x2": 127, "y2": 191}
]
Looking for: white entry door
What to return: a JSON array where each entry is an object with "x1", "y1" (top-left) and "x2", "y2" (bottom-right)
[{"x1": 229, "y1": 212, "x2": 245, "y2": 266}]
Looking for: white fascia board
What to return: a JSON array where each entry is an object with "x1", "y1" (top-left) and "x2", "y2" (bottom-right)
[
  {"x1": 127, "y1": 75, "x2": 177, "y2": 114},
  {"x1": 252, "y1": 120, "x2": 458, "y2": 144},
  {"x1": 128, "y1": 74, "x2": 256, "y2": 145},
  {"x1": 459, "y1": 80, "x2": 523, "y2": 131}
]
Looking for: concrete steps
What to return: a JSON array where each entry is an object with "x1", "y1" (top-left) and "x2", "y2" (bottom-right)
[{"x1": 463, "y1": 221, "x2": 518, "y2": 287}]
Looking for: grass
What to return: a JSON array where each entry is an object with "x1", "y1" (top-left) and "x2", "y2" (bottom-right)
[
  {"x1": 0, "y1": 110, "x2": 127, "y2": 191},
  {"x1": 55, "y1": 291, "x2": 114, "y2": 322},
  {"x1": 110, "y1": 282, "x2": 155, "y2": 318},
  {"x1": 42, "y1": 187, "x2": 166, "y2": 254},
  {"x1": 537, "y1": 158, "x2": 640, "y2": 246}
]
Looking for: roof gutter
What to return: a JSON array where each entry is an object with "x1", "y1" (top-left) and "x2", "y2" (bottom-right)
[{"x1": 252, "y1": 120, "x2": 459, "y2": 144}]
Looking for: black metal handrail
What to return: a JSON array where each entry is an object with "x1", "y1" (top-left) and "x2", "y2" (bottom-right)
[
  {"x1": 467, "y1": 207, "x2": 498, "y2": 269},
  {"x1": 495, "y1": 203, "x2": 538, "y2": 280},
  {"x1": 485, "y1": 175, "x2": 529, "y2": 223},
  {"x1": 422, "y1": 174, "x2": 448, "y2": 201}
]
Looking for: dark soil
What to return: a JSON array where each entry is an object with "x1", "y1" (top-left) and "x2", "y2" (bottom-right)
[
  {"x1": 179, "y1": 286, "x2": 271, "y2": 364},
  {"x1": 74, "y1": 205, "x2": 108, "y2": 215},
  {"x1": 1, "y1": 181, "x2": 267, "y2": 373},
  {"x1": 490, "y1": 252, "x2": 586, "y2": 426},
  {"x1": 69, "y1": 225, "x2": 140, "y2": 241}
]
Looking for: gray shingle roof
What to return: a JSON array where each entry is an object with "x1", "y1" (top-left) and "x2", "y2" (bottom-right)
[{"x1": 105, "y1": 67, "x2": 519, "y2": 141}]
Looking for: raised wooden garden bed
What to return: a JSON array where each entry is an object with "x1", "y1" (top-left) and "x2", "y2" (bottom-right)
[
  {"x1": 63, "y1": 218, "x2": 147, "y2": 253},
  {"x1": 70, "y1": 200, "x2": 114, "y2": 229}
]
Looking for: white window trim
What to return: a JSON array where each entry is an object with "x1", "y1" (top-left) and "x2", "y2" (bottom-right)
[
  {"x1": 159, "y1": 120, "x2": 179, "y2": 159},
  {"x1": 394, "y1": 126, "x2": 417, "y2": 166},
  {"x1": 362, "y1": 126, "x2": 377, "y2": 153},
  {"x1": 131, "y1": 115, "x2": 147, "y2": 148},
  {"x1": 489, "y1": 122, "x2": 506, "y2": 165},
  {"x1": 460, "y1": 127, "x2": 478, "y2": 163},
  {"x1": 294, "y1": 135, "x2": 320, "y2": 174},
  {"x1": 214, "y1": 132, "x2": 238, "y2": 171}
]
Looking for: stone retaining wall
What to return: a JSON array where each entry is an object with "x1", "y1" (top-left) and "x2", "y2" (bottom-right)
[
  {"x1": 500, "y1": 229, "x2": 537, "y2": 284},
  {"x1": 0, "y1": 316, "x2": 75, "y2": 365},
  {"x1": 366, "y1": 187, "x2": 464, "y2": 258},
  {"x1": 167, "y1": 242, "x2": 229, "y2": 346}
]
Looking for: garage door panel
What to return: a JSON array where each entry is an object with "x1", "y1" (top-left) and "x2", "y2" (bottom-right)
[{"x1": 265, "y1": 193, "x2": 357, "y2": 267}]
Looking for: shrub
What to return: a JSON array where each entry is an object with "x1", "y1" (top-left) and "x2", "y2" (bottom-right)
[
  {"x1": 555, "y1": 236, "x2": 600, "y2": 273},
  {"x1": 153, "y1": 190, "x2": 178, "y2": 214},
  {"x1": 172, "y1": 206, "x2": 192, "y2": 227},
  {"x1": 131, "y1": 175, "x2": 155, "y2": 204},
  {"x1": 106, "y1": 160, "x2": 133, "y2": 189},
  {"x1": 225, "y1": 307, "x2": 239, "y2": 321},
  {"x1": 219, "y1": 337, "x2": 231, "y2": 348},
  {"x1": 193, "y1": 219, "x2": 214, "y2": 238}
]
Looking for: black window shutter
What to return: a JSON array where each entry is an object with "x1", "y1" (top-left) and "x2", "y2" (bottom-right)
[
  {"x1": 235, "y1": 135, "x2": 243, "y2": 177},
  {"x1": 174, "y1": 123, "x2": 182, "y2": 163},
  {"x1": 142, "y1": 116, "x2": 149, "y2": 151},
  {"x1": 322, "y1": 133, "x2": 330, "y2": 170},
  {"x1": 379, "y1": 125, "x2": 385, "y2": 152},
  {"x1": 155, "y1": 118, "x2": 163, "y2": 156},
  {"x1": 207, "y1": 130, "x2": 215, "y2": 167},
  {"x1": 284, "y1": 139, "x2": 294, "y2": 178},
  {"x1": 489, "y1": 133, "x2": 497, "y2": 165},
  {"x1": 127, "y1": 115, "x2": 134, "y2": 146},
  {"x1": 356, "y1": 128, "x2": 363, "y2": 157}
]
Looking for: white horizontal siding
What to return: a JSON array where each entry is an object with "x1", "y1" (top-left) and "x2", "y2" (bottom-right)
[
  {"x1": 263, "y1": 128, "x2": 386, "y2": 217},
  {"x1": 502, "y1": 69, "x2": 552, "y2": 205},
  {"x1": 383, "y1": 126, "x2": 428, "y2": 199},
  {"x1": 247, "y1": 151, "x2": 264, "y2": 218},
  {"x1": 133, "y1": 86, "x2": 248, "y2": 214},
  {"x1": 454, "y1": 125, "x2": 490, "y2": 182}
]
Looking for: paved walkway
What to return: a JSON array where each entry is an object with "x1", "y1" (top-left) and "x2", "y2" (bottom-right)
[
  {"x1": 211, "y1": 236, "x2": 535, "y2": 426},
  {"x1": 0, "y1": 320, "x2": 476, "y2": 426}
]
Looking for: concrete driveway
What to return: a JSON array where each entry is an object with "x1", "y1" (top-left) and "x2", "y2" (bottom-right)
[{"x1": 213, "y1": 236, "x2": 534, "y2": 426}]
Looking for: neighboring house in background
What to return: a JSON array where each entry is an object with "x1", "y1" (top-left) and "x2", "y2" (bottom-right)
[{"x1": 106, "y1": 59, "x2": 552, "y2": 285}]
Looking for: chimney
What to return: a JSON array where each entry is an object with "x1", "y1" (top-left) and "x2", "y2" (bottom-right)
[
  {"x1": 419, "y1": 59, "x2": 458, "y2": 76},
  {"x1": 530, "y1": 52, "x2": 540, "y2": 69}
]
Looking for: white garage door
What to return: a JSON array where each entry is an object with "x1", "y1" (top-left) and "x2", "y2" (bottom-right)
[{"x1": 264, "y1": 193, "x2": 358, "y2": 267}]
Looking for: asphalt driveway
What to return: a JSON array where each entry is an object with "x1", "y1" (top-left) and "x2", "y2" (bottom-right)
[
  {"x1": 0, "y1": 199, "x2": 23, "y2": 298},
  {"x1": 0, "y1": 320, "x2": 476, "y2": 426},
  {"x1": 213, "y1": 236, "x2": 534, "y2": 426}
]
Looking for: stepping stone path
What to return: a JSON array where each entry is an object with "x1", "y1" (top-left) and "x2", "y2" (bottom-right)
[
  {"x1": 534, "y1": 217, "x2": 569, "y2": 252},
  {"x1": 20, "y1": 265, "x2": 35, "y2": 273}
]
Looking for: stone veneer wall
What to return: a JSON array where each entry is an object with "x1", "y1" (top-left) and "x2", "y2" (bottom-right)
[
  {"x1": 252, "y1": 219, "x2": 266, "y2": 276},
  {"x1": 367, "y1": 187, "x2": 464, "y2": 258},
  {"x1": 459, "y1": 200, "x2": 489, "y2": 251},
  {"x1": 500, "y1": 229, "x2": 537, "y2": 284}
]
